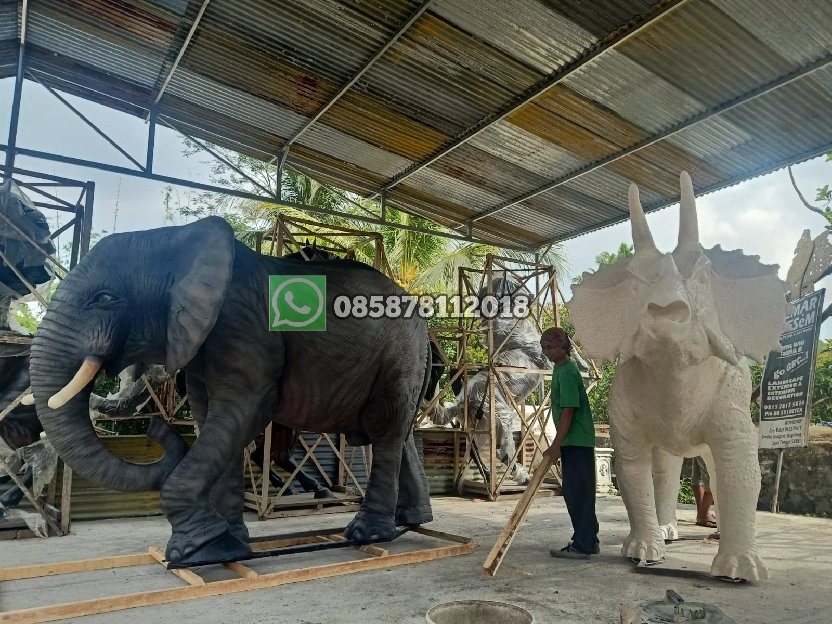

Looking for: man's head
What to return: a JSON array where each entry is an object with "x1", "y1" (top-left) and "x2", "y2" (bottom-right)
[{"x1": 540, "y1": 327, "x2": 571, "y2": 363}]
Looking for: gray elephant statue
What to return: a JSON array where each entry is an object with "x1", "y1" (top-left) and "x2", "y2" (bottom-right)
[
  {"x1": 28, "y1": 216, "x2": 434, "y2": 565},
  {"x1": 429, "y1": 275, "x2": 550, "y2": 485}
]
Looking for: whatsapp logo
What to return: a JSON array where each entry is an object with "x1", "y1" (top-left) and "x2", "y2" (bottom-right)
[{"x1": 269, "y1": 275, "x2": 326, "y2": 331}]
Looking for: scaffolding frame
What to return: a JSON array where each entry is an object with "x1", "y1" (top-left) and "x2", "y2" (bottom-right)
[
  {"x1": 0, "y1": 167, "x2": 93, "y2": 537},
  {"x1": 418, "y1": 254, "x2": 564, "y2": 501}
]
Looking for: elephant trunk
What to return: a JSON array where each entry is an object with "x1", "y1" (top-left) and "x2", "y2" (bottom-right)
[{"x1": 29, "y1": 320, "x2": 188, "y2": 492}]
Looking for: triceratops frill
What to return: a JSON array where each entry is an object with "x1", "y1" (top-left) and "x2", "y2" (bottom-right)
[{"x1": 567, "y1": 171, "x2": 791, "y2": 582}]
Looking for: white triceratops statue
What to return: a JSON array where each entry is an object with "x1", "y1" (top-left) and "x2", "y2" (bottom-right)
[{"x1": 567, "y1": 171, "x2": 791, "y2": 582}]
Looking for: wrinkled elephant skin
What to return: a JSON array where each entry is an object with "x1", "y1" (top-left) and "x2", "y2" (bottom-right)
[
  {"x1": 28, "y1": 217, "x2": 433, "y2": 564},
  {"x1": 568, "y1": 172, "x2": 791, "y2": 582}
]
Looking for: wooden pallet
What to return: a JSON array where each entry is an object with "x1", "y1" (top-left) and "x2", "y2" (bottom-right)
[
  {"x1": 0, "y1": 526, "x2": 476, "y2": 624},
  {"x1": 243, "y1": 490, "x2": 363, "y2": 519}
]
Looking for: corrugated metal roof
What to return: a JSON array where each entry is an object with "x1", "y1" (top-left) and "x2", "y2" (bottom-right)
[{"x1": 2, "y1": 0, "x2": 832, "y2": 249}]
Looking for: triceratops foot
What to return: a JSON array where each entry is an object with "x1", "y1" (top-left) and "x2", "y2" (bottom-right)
[
  {"x1": 165, "y1": 529, "x2": 251, "y2": 565},
  {"x1": 711, "y1": 550, "x2": 769, "y2": 583},
  {"x1": 622, "y1": 531, "x2": 665, "y2": 565},
  {"x1": 344, "y1": 510, "x2": 397, "y2": 542},
  {"x1": 660, "y1": 522, "x2": 679, "y2": 542},
  {"x1": 395, "y1": 501, "x2": 433, "y2": 527}
]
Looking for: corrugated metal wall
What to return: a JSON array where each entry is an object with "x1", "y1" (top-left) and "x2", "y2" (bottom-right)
[{"x1": 2, "y1": 430, "x2": 540, "y2": 524}]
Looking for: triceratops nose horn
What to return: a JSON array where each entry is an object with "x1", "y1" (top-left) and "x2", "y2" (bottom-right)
[
  {"x1": 676, "y1": 170, "x2": 699, "y2": 251},
  {"x1": 628, "y1": 182, "x2": 659, "y2": 256}
]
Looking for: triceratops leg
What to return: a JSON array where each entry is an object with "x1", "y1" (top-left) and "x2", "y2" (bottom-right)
[
  {"x1": 612, "y1": 420, "x2": 665, "y2": 563},
  {"x1": 652, "y1": 448, "x2": 683, "y2": 541},
  {"x1": 705, "y1": 426, "x2": 769, "y2": 582}
]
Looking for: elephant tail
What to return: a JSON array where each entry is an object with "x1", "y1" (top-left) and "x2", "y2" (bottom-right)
[{"x1": 413, "y1": 334, "x2": 434, "y2": 426}]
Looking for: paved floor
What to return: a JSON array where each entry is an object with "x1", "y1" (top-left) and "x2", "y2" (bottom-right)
[{"x1": 1, "y1": 493, "x2": 831, "y2": 623}]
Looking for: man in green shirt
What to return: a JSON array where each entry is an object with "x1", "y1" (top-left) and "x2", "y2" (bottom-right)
[{"x1": 541, "y1": 327, "x2": 599, "y2": 559}]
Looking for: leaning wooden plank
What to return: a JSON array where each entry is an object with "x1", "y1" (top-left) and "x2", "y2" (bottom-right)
[
  {"x1": 148, "y1": 547, "x2": 205, "y2": 586},
  {"x1": 0, "y1": 538, "x2": 475, "y2": 624},
  {"x1": 0, "y1": 553, "x2": 156, "y2": 581},
  {"x1": 483, "y1": 456, "x2": 554, "y2": 577}
]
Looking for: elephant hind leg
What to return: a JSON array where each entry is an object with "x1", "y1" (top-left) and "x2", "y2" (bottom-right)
[
  {"x1": 395, "y1": 431, "x2": 432, "y2": 527},
  {"x1": 345, "y1": 380, "x2": 430, "y2": 542}
]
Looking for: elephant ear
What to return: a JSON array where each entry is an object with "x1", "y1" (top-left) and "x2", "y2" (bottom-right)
[
  {"x1": 566, "y1": 259, "x2": 642, "y2": 364},
  {"x1": 166, "y1": 217, "x2": 236, "y2": 372},
  {"x1": 705, "y1": 245, "x2": 792, "y2": 364}
]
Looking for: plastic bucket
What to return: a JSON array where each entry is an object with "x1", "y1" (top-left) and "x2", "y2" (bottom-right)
[{"x1": 426, "y1": 600, "x2": 534, "y2": 624}]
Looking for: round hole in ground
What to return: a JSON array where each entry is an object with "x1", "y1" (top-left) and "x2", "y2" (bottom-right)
[{"x1": 425, "y1": 600, "x2": 534, "y2": 624}]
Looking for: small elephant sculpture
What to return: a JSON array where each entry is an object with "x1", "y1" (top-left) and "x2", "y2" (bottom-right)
[
  {"x1": 28, "y1": 216, "x2": 434, "y2": 565},
  {"x1": 567, "y1": 172, "x2": 791, "y2": 582}
]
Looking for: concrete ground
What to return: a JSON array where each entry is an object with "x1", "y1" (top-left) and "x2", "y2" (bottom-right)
[{"x1": 1, "y1": 493, "x2": 830, "y2": 623}]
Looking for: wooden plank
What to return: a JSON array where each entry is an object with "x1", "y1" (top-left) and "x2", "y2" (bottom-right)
[
  {"x1": 148, "y1": 547, "x2": 205, "y2": 586},
  {"x1": 0, "y1": 553, "x2": 156, "y2": 581},
  {"x1": 0, "y1": 534, "x2": 475, "y2": 624},
  {"x1": 223, "y1": 561, "x2": 258, "y2": 579},
  {"x1": 320, "y1": 533, "x2": 388, "y2": 557},
  {"x1": 483, "y1": 456, "x2": 554, "y2": 577}
]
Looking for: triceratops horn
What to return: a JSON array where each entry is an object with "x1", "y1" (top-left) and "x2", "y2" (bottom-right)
[
  {"x1": 676, "y1": 171, "x2": 699, "y2": 250},
  {"x1": 628, "y1": 182, "x2": 659, "y2": 256}
]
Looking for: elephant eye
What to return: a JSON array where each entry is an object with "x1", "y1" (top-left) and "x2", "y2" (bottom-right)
[{"x1": 91, "y1": 292, "x2": 118, "y2": 306}]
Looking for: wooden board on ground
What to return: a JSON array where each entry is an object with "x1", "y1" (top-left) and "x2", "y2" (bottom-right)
[
  {"x1": 0, "y1": 526, "x2": 476, "y2": 624},
  {"x1": 633, "y1": 565, "x2": 748, "y2": 584}
]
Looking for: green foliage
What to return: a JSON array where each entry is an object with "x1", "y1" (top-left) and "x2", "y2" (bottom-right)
[
  {"x1": 810, "y1": 340, "x2": 832, "y2": 424},
  {"x1": 587, "y1": 362, "x2": 616, "y2": 424},
  {"x1": 677, "y1": 477, "x2": 694, "y2": 504},
  {"x1": 11, "y1": 303, "x2": 40, "y2": 334}
]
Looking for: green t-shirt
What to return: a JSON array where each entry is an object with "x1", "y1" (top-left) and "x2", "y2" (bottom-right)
[{"x1": 550, "y1": 359, "x2": 595, "y2": 447}]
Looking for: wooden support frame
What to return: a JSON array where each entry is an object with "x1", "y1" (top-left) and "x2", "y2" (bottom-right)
[
  {"x1": 0, "y1": 527, "x2": 475, "y2": 624},
  {"x1": 416, "y1": 255, "x2": 575, "y2": 501}
]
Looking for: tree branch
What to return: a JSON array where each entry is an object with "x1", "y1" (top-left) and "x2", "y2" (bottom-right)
[{"x1": 789, "y1": 165, "x2": 828, "y2": 218}]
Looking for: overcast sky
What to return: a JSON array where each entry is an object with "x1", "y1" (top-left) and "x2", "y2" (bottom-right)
[{"x1": 3, "y1": 77, "x2": 831, "y2": 323}]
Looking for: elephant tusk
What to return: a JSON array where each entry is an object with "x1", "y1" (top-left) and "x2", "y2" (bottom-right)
[
  {"x1": 48, "y1": 357, "x2": 103, "y2": 409},
  {"x1": 20, "y1": 392, "x2": 35, "y2": 405}
]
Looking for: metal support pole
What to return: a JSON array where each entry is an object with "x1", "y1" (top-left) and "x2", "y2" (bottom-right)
[
  {"x1": 770, "y1": 449, "x2": 785, "y2": 513},
  {"x1": 146, "y1": 107, "x2": 158, "y2": 173},
  {"x1": 70, "y1": 205, "x2": 82, "y2": 269},
  {"x1": 80, "y1": 181, "x2": 95, "y2": 257},
  {"x1": 3, "y1": 44, "x2": 25, "y2": 176}
]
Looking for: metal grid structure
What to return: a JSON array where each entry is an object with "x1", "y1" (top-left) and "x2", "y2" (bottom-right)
[
  {"x1": 418, "y1": 254, "x2": 563, "y2": 501},
  {"x1": 0, "y1": 167, "x2": 92, "y2": 537},
  {"x1": 2, "y1": 0, "x2": 832, "y2": 251}
]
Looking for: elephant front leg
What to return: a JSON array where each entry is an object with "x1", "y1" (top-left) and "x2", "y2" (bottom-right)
[
  {"x1": 160, "y1": 396, "x2": 259, "y2": 565},
  {"x1": 706, "y1": 431, "x2": 769, "y2": 582},
  {"x1": 652, "y1": 448, "x2": 683, "y2": 541},
  {"x1": 613, "y1": 424, "x2": 665, "y2": 564}
]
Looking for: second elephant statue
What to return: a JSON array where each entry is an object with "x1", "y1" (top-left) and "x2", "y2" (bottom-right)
[{"x1": 28, "y1": 216, "x2": 434, "y2": 565}]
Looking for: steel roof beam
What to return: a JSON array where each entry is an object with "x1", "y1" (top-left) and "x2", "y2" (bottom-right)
[
  {"x1": 366, "y1": 0, "x2": 690, "y2": 201},
  {"x1": 471, "y1": 50, "x2": 832, "y2": 225},
  {"x1": 148, "y1": 0, "x2": 212, "y2": 114},
  {"x1": 0, "y1": 144, "x2": 533, "y2": 252},
  {"x1": 277, "y1": 0, "x2": 435, "y2": 158}
]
